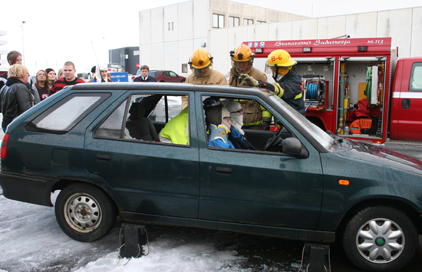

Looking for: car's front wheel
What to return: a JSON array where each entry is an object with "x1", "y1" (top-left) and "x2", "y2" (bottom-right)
[
  {"x1": 343, "y1": 206, "x2": 418, "y2": 272},
  {"x1": 55, "y1": 183, "x2": 117, "y2": 242}
]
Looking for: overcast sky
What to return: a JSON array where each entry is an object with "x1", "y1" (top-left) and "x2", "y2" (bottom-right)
[{"x1": 0, "y1": 0, "x2": 420, "y2": 74}]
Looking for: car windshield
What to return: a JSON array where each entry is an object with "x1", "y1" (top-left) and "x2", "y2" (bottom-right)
[{"x1": 268, "y1": 93, "x2": 334, "y2": 150}]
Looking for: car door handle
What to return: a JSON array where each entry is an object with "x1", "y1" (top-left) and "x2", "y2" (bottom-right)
[
  {"x1": 216, "y1": 167, "x2": 232, "y2": 175},
  {"x1": 402, "y1": 99, "x2": 410, "y2": 109},
  {"x1": 96, "y1": 154, "x2": 111, "y2": 162}
]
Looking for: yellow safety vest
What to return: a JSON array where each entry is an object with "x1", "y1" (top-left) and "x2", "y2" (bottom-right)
[{"x1": 160, "y1": 107, "x2": 189, "y2": 145}]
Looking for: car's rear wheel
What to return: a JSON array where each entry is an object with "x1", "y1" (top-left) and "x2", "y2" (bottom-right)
[
  {"x1": 343, "y1": 206, "x2": 417, "y2": 272},
  {"x1": 55, "y1": 183, "x2": 117, "y2": 242}
]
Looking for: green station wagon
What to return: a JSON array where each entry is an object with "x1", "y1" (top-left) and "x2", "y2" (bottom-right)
[{"x1": 1, "y1": 83, "x2": 422, "y2": 272}]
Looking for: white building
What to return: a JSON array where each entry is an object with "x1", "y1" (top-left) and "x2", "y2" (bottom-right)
[{"x1": 139, "y1": 0, "x2": 422, "y2": 76}]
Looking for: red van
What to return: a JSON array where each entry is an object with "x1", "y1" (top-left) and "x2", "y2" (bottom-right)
[{"x1": 390, "y1": 58, "x2": 422, "y2": 140}]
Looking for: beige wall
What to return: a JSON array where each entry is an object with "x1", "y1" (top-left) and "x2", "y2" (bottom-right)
[
  {"x1": 139, "y1": 0, "x2": 307, "y2": 74},
  {"x1": 139, "y1": 0, "x2": 422, "y2": 76},
  {"x1": 209, "y1": 7, "x2": 422, "y2": 74}
]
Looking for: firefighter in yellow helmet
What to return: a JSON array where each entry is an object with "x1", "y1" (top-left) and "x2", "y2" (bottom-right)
[
  {"x1": 186, "y1": 48, "x2": 227, "y2": 85},
  {"x1": 240, "y1": 49, "x2": 305, "y2": 116},
  {"x1": 229, "y1": 44, "x2": 271, "y2": 130},
  {"x1": 229, "y1": 44, "x2": 267, "y2": 85},
  {"x1": 182, "y1": 48, "x2": 227, "y2": 108}
]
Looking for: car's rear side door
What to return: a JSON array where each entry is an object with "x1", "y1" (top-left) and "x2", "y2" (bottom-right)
[{"x1": 84, "y1": 91, "x2": 201, "y2": 218}]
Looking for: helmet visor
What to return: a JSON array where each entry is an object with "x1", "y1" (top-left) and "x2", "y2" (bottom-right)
[
  {"x1": 265, "y1": 63, "x2": 275, "y2": 74},
  {"x1": 234, "y1": 60, "x2": 252, "y2": 74}
]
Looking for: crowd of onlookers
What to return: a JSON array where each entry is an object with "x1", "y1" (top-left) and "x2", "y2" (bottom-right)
[
  {"x1": 0, "y1": 49, "x2": 166, "y2": 132},
  {"x1": 0, "y1": 50, "x2": 119, "y2": 132}
]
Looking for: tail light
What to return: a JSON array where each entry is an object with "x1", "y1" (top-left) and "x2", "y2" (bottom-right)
[{"x1": 1, "y1": 133, "x2": 10, "y2": 159}]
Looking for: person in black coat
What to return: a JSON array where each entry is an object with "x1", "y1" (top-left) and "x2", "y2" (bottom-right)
[
  {"x1": 134, "y1": 65, "x2": 157, "y2": 82},
  {"x1": 0, "y1": 64, "x2": 33, "y2": 132}
]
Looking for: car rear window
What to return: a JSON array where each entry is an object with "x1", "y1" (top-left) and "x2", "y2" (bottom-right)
[{"x1": 26, "y1": 93, "x2": 110, "y2": 133}]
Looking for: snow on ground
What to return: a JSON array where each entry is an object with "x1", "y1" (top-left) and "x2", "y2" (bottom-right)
[{"x1": 0, "y1": 187, "x2": 302, "y2": 272}]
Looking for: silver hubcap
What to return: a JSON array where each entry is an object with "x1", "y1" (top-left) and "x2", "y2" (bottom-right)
[
  {"x1": 64, "y1": 193, "x2": 102, "y2": 233},
  {"x1": 356, "y1": 218, "x2": 404, "y2": 263}
]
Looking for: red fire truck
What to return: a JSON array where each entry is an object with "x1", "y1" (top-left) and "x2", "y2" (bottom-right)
[{"x1": 245, "y1": 38, "x2": 422, "y2": 143}]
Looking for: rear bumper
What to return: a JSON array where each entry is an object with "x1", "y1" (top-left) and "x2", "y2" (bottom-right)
[{"x1": 0, "y1": 171, "x2": 58, "y2": 207}]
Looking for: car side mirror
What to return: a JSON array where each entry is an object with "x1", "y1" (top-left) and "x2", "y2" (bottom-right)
[{"x1": 281, "y1": 138, "x2": 309, "y2": 158}]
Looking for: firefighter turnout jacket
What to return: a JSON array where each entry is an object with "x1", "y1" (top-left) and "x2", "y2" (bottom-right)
[
  {"x1": 230, "y1": 67, "x2": 272, "y2": 129},
  {"x1": 260, "y1": 70, "x2": 305, "y2": 116}
]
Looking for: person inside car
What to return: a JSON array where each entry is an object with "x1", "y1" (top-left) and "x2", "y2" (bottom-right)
[
  {"x1": 204, "y1": 98, "x2": 255, "y2": 150},
  {"x1": 225, "y1": 101, "x2": 255, "y2": 150},
  {"x1": 159, "y1": 106, "x2": 189, "y2": 145},
  {"x1": 207, "y1": 104, "x2": 234, "y2": 149}
]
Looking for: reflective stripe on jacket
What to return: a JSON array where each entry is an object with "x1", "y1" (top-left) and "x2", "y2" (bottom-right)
[{"x1": 269, "y1": 70, "x2": 305, "y2": 116}]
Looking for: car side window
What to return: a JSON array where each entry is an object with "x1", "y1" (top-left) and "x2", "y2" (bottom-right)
[
  {"x1": 94, "y1": 100, "x2": 128, "y2": 139},
  {"x1": 163, "y1": 71, "x2": 170, "y2": 77},
  {"x1": 26, "y1": 93, "x2": 109, "y2": 133},
  {"x1": 170, "y1": 72, "x2": 177, "y2": 77},
  {"x1": 202, "y1": 95, "x2": 295, "y2": 154},
  {"x1": 410, "y1": 63, "x2": 422, "y2": 91},
  {"x1": 94, "y1": 94, "x2": 190, "y2": 146}
]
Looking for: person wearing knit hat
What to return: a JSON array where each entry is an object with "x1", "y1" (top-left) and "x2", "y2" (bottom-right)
[
  {"x1": 207, "y1": 105, "x2": 234, "y2": 149},
  {"x1": 91, "y1": 64, "x2": 112, "y2": 83},
  {"x1": 205, "y1": 99, "x2": 255, "y2": 150},
  {"x1": 45, "y1": 68, "x2": 56, "y2": 87}
]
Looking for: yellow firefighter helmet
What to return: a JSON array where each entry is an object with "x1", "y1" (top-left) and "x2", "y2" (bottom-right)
[
  {"x1": 230, "y1": 44, "x2": 254, "y2": 62},
  {"x1": 189, "y1": 48, "x2": 213, "y2": 69},
  {"x1": 267, "y1": 49, "x2": 297, "y2": 67}
]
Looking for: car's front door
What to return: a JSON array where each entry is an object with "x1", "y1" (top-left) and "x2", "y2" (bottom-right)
[
  {"x1": 84, "y1": 92, "x2": 200, "y2": 218},
  {"x1": 197, "y1": 94, "x2": 324, "y2": 229}
]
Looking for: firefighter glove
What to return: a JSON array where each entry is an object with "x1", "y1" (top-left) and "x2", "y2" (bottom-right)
[{"x1": 238, "y1": 74, "x2": 259, "y2": 87}]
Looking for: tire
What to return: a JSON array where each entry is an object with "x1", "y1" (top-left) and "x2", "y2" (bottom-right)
[
  {"x1": 343, "y1": 206, "x2": 418, "y2": 272},
  {"x1": 55, "y1": 183, "x2": 117, "y2": 242}
]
